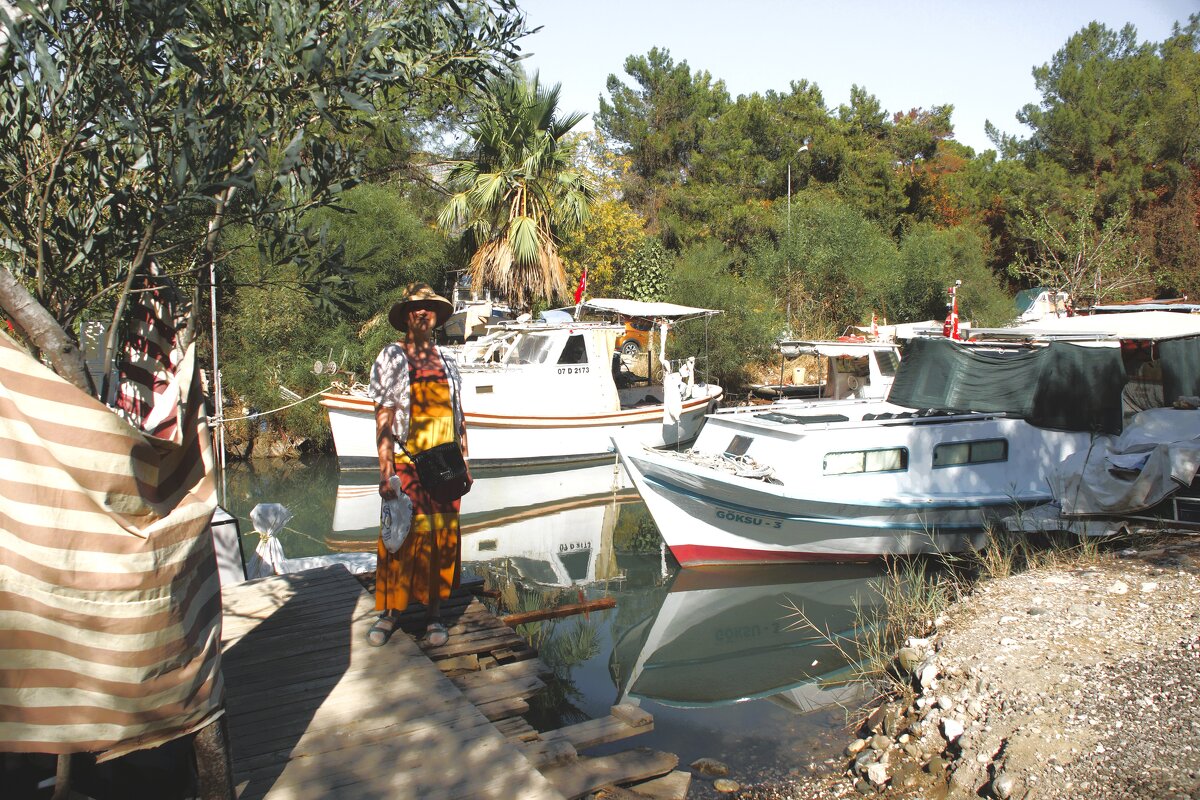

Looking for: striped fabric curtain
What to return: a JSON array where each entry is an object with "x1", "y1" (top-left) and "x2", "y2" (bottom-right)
[{"x1": 0, "y1": 268, "x2": 223, "y2": 758}]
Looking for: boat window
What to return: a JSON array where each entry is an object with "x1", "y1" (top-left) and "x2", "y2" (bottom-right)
[
  {"x1": 724, "y1": 435, "x2": 752, "y2": 456},
  {"x1": 877, "y1": 350, "x2": 901, "y2": 376},
  {"x1": 558, "y1": 334, "x2": 588, "y2": 365},
  {"x1": 823, "y1": 447, "x2": 908, "y2": 475},
  {"x1": 755, "y1": 412, "x2": 850, "y2": 424},
  {"x1": 932, "y1": 438, "x2": 1008, "y2": 467},
  {"x1": 507, "y1": 333, "x2": 557, "y2": 365}
]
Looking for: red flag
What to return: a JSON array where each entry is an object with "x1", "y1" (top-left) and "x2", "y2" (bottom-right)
[{"x1": 573, "y1": 266, "x2": 588, "y2": 304}]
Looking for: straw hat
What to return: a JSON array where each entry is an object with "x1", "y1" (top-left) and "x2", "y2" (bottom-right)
[{"x1": 388, "y1": 282, "x2": 454, "y2": 332}]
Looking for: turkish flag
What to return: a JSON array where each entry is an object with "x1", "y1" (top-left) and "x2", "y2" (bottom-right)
[{"x1": 573, "y1": 266, "x2": 588, "y2": 304}]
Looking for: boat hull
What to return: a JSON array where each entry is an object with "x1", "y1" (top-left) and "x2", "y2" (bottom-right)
[{"x1": 320, "y1": 387, "x2": 722, "y2": 468}]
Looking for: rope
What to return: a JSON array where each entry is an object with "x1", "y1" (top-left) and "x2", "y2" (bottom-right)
[
  {"x1": 655, "y1": 447, "x2": 776, "y2": 480},
  {"x1": 210, "y1": 384, "x2": 335, "y2": 424}
]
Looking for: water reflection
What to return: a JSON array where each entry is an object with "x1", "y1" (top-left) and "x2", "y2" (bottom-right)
[
  {"x1": 221, "y1": 455, "x2": 887, "y2": 776},
  {"x1": 610, "y1": 564, "x2": 886, "y2": 713}
]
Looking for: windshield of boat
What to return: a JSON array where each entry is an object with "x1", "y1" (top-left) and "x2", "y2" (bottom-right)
[
  {"x1": 505, "y1": 331, "x2": 558, "y2": 365},
  {"x1": 877, "y1": 350, "x2": 901, "y2": 376}
]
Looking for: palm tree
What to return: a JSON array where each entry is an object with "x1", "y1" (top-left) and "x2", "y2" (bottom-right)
[{"x1": 439, "y1": 73, "x2": 595, "y2": 307}]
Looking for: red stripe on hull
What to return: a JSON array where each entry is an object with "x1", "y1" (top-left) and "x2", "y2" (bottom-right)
[{"x1": 668, "y1": 543, "x2": 881, "y2": 566}]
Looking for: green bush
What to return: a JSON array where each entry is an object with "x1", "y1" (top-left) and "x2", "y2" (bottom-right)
[{"x1": 665, "y1": 241, "x2": 783, "y2": 389}]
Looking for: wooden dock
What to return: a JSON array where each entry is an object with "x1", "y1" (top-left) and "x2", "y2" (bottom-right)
[{"x1": 220, "y1": 566, "x2": 684, "y2": 800}]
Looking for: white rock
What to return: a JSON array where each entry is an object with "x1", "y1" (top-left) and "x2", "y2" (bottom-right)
[
  {"x1": 937, "y1": 696, "x2": 953, "y2": 711},
  {"x1": 1140, "y1": 581, "x2": 1159, "y2": 593},
  {"x1": 993, "y1": 771, "x2": 1015, "y2": 798},
  {"x1": 919, "y1": 663, "x2": 939, "y2": 691},
  {"x1": 1108, "y1": 580, "x2": 1129, "y2": 595},
  {"x1": 866, "y1": 762, "x2": 889, "y2": 786},
  {"x1": 942, "y1": 718, "x2": 965, "y2": 742}
]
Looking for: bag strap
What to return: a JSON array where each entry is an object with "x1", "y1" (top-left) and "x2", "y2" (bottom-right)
[{"x1": 396, "y1": 347, "x2": 459, "y2": 461}]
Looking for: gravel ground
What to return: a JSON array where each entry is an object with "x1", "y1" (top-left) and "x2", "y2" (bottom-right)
[{"x1": 721, "y1": 534, "x2": 1200, "y2": 800}]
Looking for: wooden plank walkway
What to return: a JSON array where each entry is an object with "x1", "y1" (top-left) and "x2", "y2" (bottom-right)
[{"x1": 220, "y1": 566, "x2": 565, "y2": 800}]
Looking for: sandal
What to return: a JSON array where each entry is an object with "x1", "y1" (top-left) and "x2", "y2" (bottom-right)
[
  {"x1": 368, "y1": 613, "x2": 398, "y2": 647},
  {"x1": 423, "y1": 621, "x2": 449, "y2": 647}
]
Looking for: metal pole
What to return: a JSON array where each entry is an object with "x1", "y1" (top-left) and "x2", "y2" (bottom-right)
[
  {"x1": 786, "y1": 161, "x2": 791, "y2": 332},
  {"x1": 209, "y1": 259, "x2": 225, "y2": 504}
]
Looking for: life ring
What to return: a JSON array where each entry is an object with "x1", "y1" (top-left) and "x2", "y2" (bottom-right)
[{"x1": 846, "y1": 375, "x2": 861, "y2": 392}]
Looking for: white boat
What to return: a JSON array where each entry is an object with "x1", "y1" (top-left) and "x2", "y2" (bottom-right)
[
  {"x1": 610, "y1": 563, "x2": 885, "y2": 710},
  {"x1": 615, "y1": 335, "x2": 1134, "y2": 566},
  {"x1": 321, "y1": 299, "x2": 723, "y2": 468},
  {"x1": 326, "y1": 459, "x2": 638, "y2": 587}
]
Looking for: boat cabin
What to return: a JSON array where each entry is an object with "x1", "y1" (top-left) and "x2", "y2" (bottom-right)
[
  {"x1": 776, "y1": 340, "x2": 901, "y2": 400},
  {"x1": 457, "y1": 321, "x2": 630, "y2": 415}
]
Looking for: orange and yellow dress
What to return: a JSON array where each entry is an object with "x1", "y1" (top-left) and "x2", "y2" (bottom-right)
[{"x1": 375, "y1": 355, "x2": 461, "y2": 612}]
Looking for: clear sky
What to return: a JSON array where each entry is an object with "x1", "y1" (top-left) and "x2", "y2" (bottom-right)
[{"x1": 512, "y1": 0, "x2": 1197, "y2": 154}]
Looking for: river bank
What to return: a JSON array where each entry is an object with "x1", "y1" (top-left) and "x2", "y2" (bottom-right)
[{"x1": 729, "y1": 533, "x2": 1200, "y2": 800}]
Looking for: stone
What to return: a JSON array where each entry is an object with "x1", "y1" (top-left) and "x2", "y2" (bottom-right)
[
  {"x1": 870, "y1": 734, "x2": 891, "y2": 752},
  {"x1": 967, "y1": 700, "x2": 984, "y2": 718},
  {"x1": 897, "y1": 647, "x2": 923, "y2": 674},
  {"x1": 1140, "y1": 581, "x2": 1159, "y2": 593},
  {"x1": 1108, "y1": 580, "x2": 1129, "y2": 595},
  {"x1": 883, "y1": 704, "x2": 903, "y2": 736},
  {"x1": 854, "y1": 779, "x2": 874, "y2": 796},
  {"x1": 942, "y1": 717, "x2": 965, "y2": 742},
  {"x1": 937, "y1": 695, "x2": 954, "y2": 711},
  {"x1": 689, "y1": 758, "x2": 729, "y2": 777},
  {"x1": 866, "y1": 762, "x2": 889, "y2": 786},
  {"x1": 854, "y1": 749, "x2": 879, "y2": 774},
  {"x1": 919, "y1": 661, "x2": 939, "y2": 691},
  {"x1": 926, "y1": 756, "x2": 949, "y2": 773},
  {"x1": 846, "y1": 738, "x2": 868, "y2": 756},
  {"x1": 713, "y1": 778, "x2": 740, "y2": 794},
  {"x1": 992, "y1": 771, "x2": 1016, "y2": 798}
]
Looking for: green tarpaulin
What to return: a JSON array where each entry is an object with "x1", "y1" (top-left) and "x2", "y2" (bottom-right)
[{"x1": 888, "y1": 337, "x2": 1128, "y2": 434}]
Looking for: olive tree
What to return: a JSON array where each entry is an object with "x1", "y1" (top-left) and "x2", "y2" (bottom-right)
[{"x1": 0, "y1": 0, "x2": 525, "y2": 393}]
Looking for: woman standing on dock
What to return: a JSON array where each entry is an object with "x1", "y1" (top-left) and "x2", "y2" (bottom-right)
[{"x1": 367, "y1": 282, "x2": 469, "y2": 647}]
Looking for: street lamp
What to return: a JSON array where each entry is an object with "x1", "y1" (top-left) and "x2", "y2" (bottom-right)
[{"x1": 786, "y1": 142, "x2": 810, "y2": 333}]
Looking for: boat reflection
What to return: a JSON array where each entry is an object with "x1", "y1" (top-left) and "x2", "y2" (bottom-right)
[
  {"x1": 327, "y1": 458, "x2": 640, "y2": 588},
  {"x1": 609, "y1": 563, "x2": 887, "y2": 712}
]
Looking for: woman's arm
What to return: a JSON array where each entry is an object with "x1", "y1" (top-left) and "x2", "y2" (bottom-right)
[{"x1": 376, "y1": 404, "x2": 397, "y2": 498}]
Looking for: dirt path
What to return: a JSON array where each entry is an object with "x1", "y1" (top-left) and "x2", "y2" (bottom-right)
[{"x1": 732, "y1": 535, "x2": 1200, "y2": 800}]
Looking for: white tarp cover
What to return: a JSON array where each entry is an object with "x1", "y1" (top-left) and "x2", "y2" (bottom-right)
[
  {"x1": 1050, "y1": 407, "x2": 1200, "y2": 516},
  {"x1": 780, "y1": 340, "x2": 900, "y2": 359},
  {"x1": 584, "y1": 298, "x2": 720, "y2": 320},
  {"x1": 992, "y1": 311, "x2": 1200, "y2": 342}
]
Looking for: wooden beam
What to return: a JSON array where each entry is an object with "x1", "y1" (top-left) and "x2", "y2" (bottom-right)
[{"x1": 500, "y1": 597, "x2": 616, "y2": 627}]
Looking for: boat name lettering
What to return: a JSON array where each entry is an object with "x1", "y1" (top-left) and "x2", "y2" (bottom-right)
[
  {"x1": 715, "y1": 508, "x2": 781, "y2": 528},
  {"x1": 558, "y1": 542, "x2": 591, "y2": 552},
  {"x1": 715, "y1": 625, "x2": 762, "y2": 642},
  {"x1": 556, "y1": 366, "x2": 590, "y2": 375}
]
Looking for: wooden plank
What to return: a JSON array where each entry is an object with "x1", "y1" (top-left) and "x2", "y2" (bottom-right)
[
  {"x1": 500, "y1": 597, "x2": 616, "y2": 627},
  {"x1": 626, "y1": 771, "x2": 692, "y2": 800},
  {"x1": 537, "y1": 714, "x2": 654, "y2": 752},
  {"x1": 458, "y1": 674, "x2": 546, "y2": 707},
  {"x1": 609, "y1": 704, "x2": 654, "y2": 729},
  {"x1": 449, "y1": 659, "x2": 550, "y2": 692},
  {"x1": 540, "y1": 749, "x2": 679, "y2": 800},
  {"x1": 518, "y1": 738, "x2": 578, "y2": 768},
  {"x1": 475, "y1": 696, "x2": 529, "y2": 722}
]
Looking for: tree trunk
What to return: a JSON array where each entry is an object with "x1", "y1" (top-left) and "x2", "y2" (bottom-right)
[{"x1": 0, "y1": 265, "x2": 96, "y2": 396}]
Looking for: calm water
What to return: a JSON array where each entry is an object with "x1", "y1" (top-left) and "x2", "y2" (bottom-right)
[{"x1": 222, "y1": 455, "x2": 889, "y2": 786}]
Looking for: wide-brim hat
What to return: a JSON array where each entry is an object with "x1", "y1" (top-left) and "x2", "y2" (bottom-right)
[{"x1": 388, "y1": 282, "x2": 454, "y2": 332}]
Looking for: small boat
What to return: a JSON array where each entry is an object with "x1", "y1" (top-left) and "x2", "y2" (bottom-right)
[
  {"x1": 321, "y1": 299, "x2": 723, "y2": 468},
  {"x1": 615, "y1": 334, "x2": 1142, "y2": 566},
  {"x1": 610, "y1": 563, "x2": 886, "y2": 710}
]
